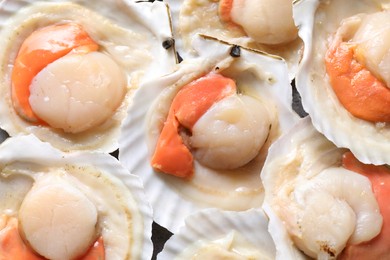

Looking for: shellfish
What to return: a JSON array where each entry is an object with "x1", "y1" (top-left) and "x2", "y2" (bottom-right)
[
  {"x1": 0, "y1": 134, "x2": 153, "y2": 259},
  {"x1": 295, "y1": 0, "x2": 390, "y2": 165},
  {"x1": 119, "y1": 35, "x2": 298, "y2": 232},
  {"x1": 0, "y1": 0, "x2": 176, "y2": 152}
]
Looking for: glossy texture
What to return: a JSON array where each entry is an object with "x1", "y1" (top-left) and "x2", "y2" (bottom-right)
[
  {"x1": 151, "y1": 73, "x2": 236, "y2": 178},
  {"x1": 11, "y1": 23, "x2": 98, "y2": 122}
]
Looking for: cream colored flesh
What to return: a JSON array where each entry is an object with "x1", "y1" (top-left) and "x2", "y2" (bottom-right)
[
  {"x1": 191, "y1": 94, "x2": 270, "y2": 169},
  {"x1": 19, "y1": 174, "x2": 98, "y2": 260},
  {"x1": 178, "y1": 231, "x2": 268, "y2": 260},
  {"x1": 352, "y1": 11, "x2": 390, "y2": 87},
  {"x1": 29, "y1": 52, "x2": 126, "y2": 134},
  {"x1": 283, "y1": 167, "x2": 382, "y2": 258},
  {"x1": 294, "y1": 0, "x2": 390, "y2": 165},
  {"x1": 262, "y1": 118, "x2": 383, "y2": 259},
  {"x1": 230, "y1": 0, "x2": 298, "y2": 45}
]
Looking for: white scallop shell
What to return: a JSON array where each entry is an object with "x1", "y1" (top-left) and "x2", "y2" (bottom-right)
[
  {"x1": 166, "y1": 0, "x2": 303, "y2": 80},
  {"x1": 295, "y1": 0, "x2": 390, "y2": 165},
  {"x1": 158, "y1": 209, "x2": 276, "y2": 259},
  {"x1": 0, "y1": 134, "x2": 153, "y2": 260},
  {"x1": 262, "y1": 117, "x2": 348, "y2": 259},
  {"x1": 119, "y1": 35, "x2": 299, "y2": 232},
  {"x1": 0, "y1": 0, "x2": 176, "y2": 153}
]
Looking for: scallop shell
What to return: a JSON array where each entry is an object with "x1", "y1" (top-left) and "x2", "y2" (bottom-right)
[
  {"x1": 295, "y1": 0, "x2": 390, "y2": 165},
  {"x1": 262, "y1": 116, "x2": 384, "y2": 259},
  {"x1": 119, "y1": 35, "x2": 299, "y2": 232},
  {"x1": 0, "y1": 134, "x2": 153, "y2": 260},
  {"x1": 261, "y1": 117, "x2": 346, "y2": 259},
  {"x1": 158, "y1": 209, "x2": 276, "y2": 259},
  {"x1": 0, "y1": 0, "x2": 176, "y2": 153},
  {"x1": 166, "y1": 0, "x2": 303, "y2": 79}
]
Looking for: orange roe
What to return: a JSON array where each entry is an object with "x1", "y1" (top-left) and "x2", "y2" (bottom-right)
[{"x1": 151, "y1": 73, "x2": 237, "y2": 178}]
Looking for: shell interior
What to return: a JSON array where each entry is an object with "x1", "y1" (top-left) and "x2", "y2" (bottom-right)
[
  {"x1": 166, "y1": 0, "x2": 304, "y2": 80},
  {"x1": 158, "y1": 208, "x2": 276, "y2": 259},
  {"x1": 0, "y1": 0, "x2": 176, "y2": 152},
  {"x1": 0, "y1": 134, "x2": 153, "y2": 260},
  {"x1": 119, "y1": 35, "x2": 298, "y2": 232},
  {"x1": 262, "y1": 117, "x2": 344, "y2": 259},
  {"x1": 262, "y1": 117, "x2": 382, "y2": 259},
  {"x1": 295, "y1": 0, "x2": 390, "y2": 165}
]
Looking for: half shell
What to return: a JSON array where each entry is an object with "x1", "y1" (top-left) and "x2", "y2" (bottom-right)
[
  {"x1": 166, "y1": 0, "x2": 303, "y2": 79},
  {"x1": 295, "y1": 0, "x2": 390, "y2": 165},
  {"x1": 119, "y1": 35, "x2": 298, "y2": 232},
  {"x1": 0, "y1": 134, "x2": 153, "y2": 260},
  {"x1": 158, "y1": 209, "x2": 275, "y2": 259},
  {"x1": 0, "y1": 0, "x2": 176, "y2": 152},
  {"x1": 262, "y1": 117, "x2": 382, "y2": 259}
]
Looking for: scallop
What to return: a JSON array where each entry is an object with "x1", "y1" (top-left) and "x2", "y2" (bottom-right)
[
  {"x1": 261, "y1": 117, "x2": 383, "y2": 259},
  {"x1": 191, "y1": 94, "x2": 271, "y2": 170},
  {"x1": 295, "y1": 0, "x2": 390, "y2": 164},
  {"x1": 119, "y1": 35, "x2": 298, "y2": 232},
  {"x1": 0, "y1": 0, "x2": 176, "y2": 152},
  {"x1": 166, "y1": 0, "x2": 303, "y2": 79},
  {"x1": 0, "y1": 134, "x2": 153, "y2": 259},
  {"x1": 158, "y1": 209, "x2": 275, "y2": 259}
]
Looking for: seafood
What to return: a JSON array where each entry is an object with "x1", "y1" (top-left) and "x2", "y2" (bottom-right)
[
  {"x1": 262, "y1": 117, "x2": 384, "y2": 259},
  {"x1": 0, "y1": 0, "x2": 176, "y2": 152},
  {"x1": 0, "y1": 134, "x2": 153, "y2": 259},
  {"x1": 119, "y1": 35, "x2": 298, "y2": 231},
  {"x1": 166, "y1": 0, "x2": 303, "y2": 79},
  {"x1": 158, "y1": 209, "x2": 275, "y2": 260},
  {"x1": 295, "y1": 0, "x2": 390, "y2": 164}
]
